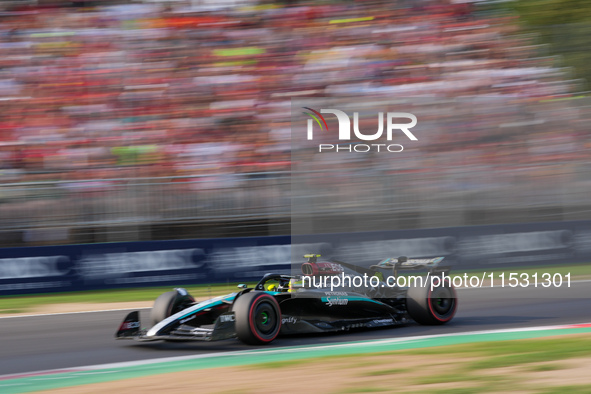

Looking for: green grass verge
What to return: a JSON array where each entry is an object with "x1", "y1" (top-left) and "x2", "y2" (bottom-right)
[
  {"x1": 404, "y1": 334, "x2": 591, "y2": 361},
  {"x1": 0, "y1": 282, "x2": 255, "y2": 314},
  {"x1": 539, "y1": 385, "x2": 591, "y2": 394},
  {"x1": 326, "y1": 335, "x2": 591, "y2": 393},
  {"x1": 524, "y1": 363, "x2": 564, "y2": 372},
  {"x1": 250, "y1": 359, "x2": 310, "y2": 370},
  {"x1": 362, "y1": 367, "x2": 410, "y2": 377}
]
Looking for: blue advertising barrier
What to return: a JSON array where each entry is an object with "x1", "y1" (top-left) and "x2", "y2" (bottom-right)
[
  {"x1": 2, "y1": 220, "x2": 591, "y2": 295},
  {"x1": 0, "y1": 236, "x2": 291, "y2": 295}
]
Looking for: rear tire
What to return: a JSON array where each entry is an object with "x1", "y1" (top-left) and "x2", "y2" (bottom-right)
[
  {"x1": 406, "y1": 277, "x2": 457, "y2": 325},
  {"x1": 234, "y1": 292, "x2": 281, "y2": 345},
  {"x1": 150, "y1": 290, "x2": 194, "y2": 326}
]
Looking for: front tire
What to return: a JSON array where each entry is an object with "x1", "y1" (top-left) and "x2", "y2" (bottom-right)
[
  {"x1": 150, "y1": 290, "x2": 194, "y2": 326},
  {"x1": 406, "y1": 277, "x2": 457, "y2": 325},
  {"x1": 234, "y1": 292, "x2": 281, "y2": 345}
]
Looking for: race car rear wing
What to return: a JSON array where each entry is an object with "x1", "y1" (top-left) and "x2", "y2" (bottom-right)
[
  {"x1": 369, "y1": 256, "x2": 450, "y2": 277},
  {"x1": 302, "y1": 255, "x2": 451, "y2": 280},
  {"x1": 370, "y1": 256, "x2": 444, "y2": 269}
]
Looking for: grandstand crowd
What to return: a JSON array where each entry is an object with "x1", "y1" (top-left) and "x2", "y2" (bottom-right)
[
  {"x1": 0, "y1": 0, "x2": 586, "y2": 181},
  {"x1": 0, "y1": 0, "x2": 588, "y2": 244}
]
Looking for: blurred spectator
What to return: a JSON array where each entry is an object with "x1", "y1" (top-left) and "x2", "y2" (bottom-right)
[
  {"x1": 0, "y1": 0, "x2": 585, "y2": 180},
  {"x1": 0, "y1": 0, "x2": 588, "y2": 244}
]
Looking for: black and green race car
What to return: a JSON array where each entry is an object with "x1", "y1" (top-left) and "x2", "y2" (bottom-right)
[{"x1": 116, "y1": 254, "x2": 457, "y2": 345}]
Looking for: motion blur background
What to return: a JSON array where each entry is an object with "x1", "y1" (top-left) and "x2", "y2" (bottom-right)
[{"x1": 0, "y1": 0, "x2": 589, "y2": 246}]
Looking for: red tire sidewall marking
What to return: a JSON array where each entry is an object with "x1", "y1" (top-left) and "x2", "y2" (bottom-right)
[
  {"x1": 427, "y1": 280, "x2": 457, "y2": 322},
  {"x1": 248, "y1": 294, "x2": 281, "y2": 343}
]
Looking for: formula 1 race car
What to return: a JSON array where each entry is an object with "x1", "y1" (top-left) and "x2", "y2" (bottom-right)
[{"x1": 116, "y1": 255, "x2": 457, "y2": 345}]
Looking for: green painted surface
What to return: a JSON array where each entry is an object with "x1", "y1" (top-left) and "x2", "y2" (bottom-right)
[{"x1": 2, "y1": 326, "x2": 591, "y2": 393}]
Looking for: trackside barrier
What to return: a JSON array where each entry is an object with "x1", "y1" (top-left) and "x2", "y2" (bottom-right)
[{"x1": 2, "y1": 220, "x2": 591, "y2": 295}]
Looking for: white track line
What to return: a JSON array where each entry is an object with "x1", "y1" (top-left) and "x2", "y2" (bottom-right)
[
  {"x1": 1, "y1": 321, "x2": 590, "y2": 381},
  {"x1": 0, "y1": 307, "x2": 151, "y2": 319}
]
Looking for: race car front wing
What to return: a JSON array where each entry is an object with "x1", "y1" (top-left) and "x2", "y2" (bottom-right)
[{"x1": 115, "y1": 311, "x2": 237, "y2": 342}]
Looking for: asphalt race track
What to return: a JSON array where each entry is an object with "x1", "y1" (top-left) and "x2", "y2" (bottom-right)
[{"x1": 1, "y1": 283, "x2": 590, "y2": 376}]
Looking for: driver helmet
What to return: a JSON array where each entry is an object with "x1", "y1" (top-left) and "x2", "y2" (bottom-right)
[{"x1": 288, "y1": 278, "x2": 303, "y2": 293}]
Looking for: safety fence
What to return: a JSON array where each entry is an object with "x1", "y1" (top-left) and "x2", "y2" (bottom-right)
[{"x1": 1, "y1": 164, "x2": 591, "y2": 246}]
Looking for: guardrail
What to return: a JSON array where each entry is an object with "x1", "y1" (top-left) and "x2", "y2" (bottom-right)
[
  {"x1": 1, "y1": 164, "x2": 591, "y2": 246},
  {"x1": 0, "y1": 172, "x2": 291, "y2": 244}
]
